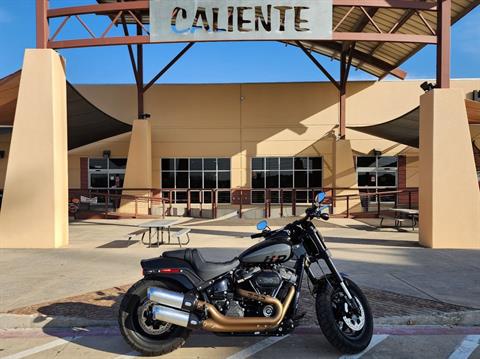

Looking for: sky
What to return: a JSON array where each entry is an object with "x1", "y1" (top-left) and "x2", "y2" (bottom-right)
[{"x1": 0, "y1": 0, "x2": 479, "y2": 84}]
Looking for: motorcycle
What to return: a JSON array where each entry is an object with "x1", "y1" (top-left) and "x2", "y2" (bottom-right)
[{"x1": 119, "y1": 192, "x2": 373, "y2": 356}]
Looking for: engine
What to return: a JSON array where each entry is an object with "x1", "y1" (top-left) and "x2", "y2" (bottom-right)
[{"x1": 206, "y1": 266, "x2": 297, "y2": 319}]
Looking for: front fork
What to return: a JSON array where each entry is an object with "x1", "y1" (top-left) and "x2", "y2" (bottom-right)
[{"x1": 306, "y1": 228, "x2": 360, "y2": 313}]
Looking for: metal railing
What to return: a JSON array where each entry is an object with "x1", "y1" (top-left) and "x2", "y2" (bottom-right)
[{"x1": 67, "y1": 187, "x2": 419, "y2": 219}]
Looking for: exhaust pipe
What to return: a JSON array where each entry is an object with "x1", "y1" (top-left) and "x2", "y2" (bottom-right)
[
  {"x1": 147, "y1": 287, "x2": 198, "y2": 311},
  {"x1": 152, "y1": 305, "x2": 201, "y2": 329}
]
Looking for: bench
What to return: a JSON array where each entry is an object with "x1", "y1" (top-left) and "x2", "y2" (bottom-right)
[
  {"x1": 379, "y1": 215, "x2": 406, "y2": 229},
  {"x1": 172, "y1": 228, "x2": 191, "y2": 247},
  {"x1": 126, "y1": 228, "x2": 149, "y2": 243}
]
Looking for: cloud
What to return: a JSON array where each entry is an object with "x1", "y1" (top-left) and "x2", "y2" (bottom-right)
[{"x1": 0, "y1": 7, "x2": 13, "y2": 24}]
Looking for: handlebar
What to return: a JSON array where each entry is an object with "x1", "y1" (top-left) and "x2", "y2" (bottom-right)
[{"x1": 250, "y1": 232, "x2": 264, "y2": 239}]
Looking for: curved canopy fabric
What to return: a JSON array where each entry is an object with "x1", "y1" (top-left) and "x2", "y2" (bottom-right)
[
  {"x1": 0, "y1": 71, "x2": 132, "y2": 150},
  {"x1": 349, "y1": 106, "x2": 420, "y2": 148},
  {"x1": 349, "y1": 99, "x2": 480, "y2": 149}
]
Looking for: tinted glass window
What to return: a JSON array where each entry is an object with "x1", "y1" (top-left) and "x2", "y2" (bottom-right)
[
  {"x1": 90, "y1": 173, "x2": 108, "y2": 188},
  {"x1": 309, "y1": 157, "x2": 322, "y2": 170},
  {"x1": 89, "y1": 158, "x2": 107, "y2": 170},
  {"x1": 309, "y1": 171, "x2": 322, "y2": 187},
  {"x1": 190, "y1": 172, "x2": 202, "y2": 188},
  {"x1": 162, "y1": 158, "x2": 175, "y2": 171},
  {"x1": 358, "y1": 172, "x2": 376, "y2": 187},
  {"x1": 252, "y1": 171, "x2": 265, "y2": 188},
  {"x1": 266, "y1": 171, "x2": 279, "y2": 188},
  {"x1": 280, "y1": 171, "x2": 293, "y2": 187},
  {"x1": 218, "y1": 158, "x2": 230, "y2": 171},
  {"x1": 162, "y1": 172, "x2": 175, "y2": 188},
  {"x1": 176, "y1": 158, "x2": 188, "y2": 171},
  {"x1": 109, "y1": 158, "x2": 127, "y2": 170},
  {"x1": 357, "y1": 157, "x2": 376, "y2": 168},
  {"x1": 377, "y1": 172, "x2": 396, "y2": 187},
  {"x1": 252, "y1": 158, "x2": 264, "y2": 171},
  {"x1": 190, "y1": 158, "x2": 202, "y2": 171},
  {"x1": 378, "y1": 156, "x2": 397, "y2": 168},
  {"x1": 204, "y1": 172, "x2": 216, "y2": 188},
  {"x1": 204, "y1": 158, "x2": 216, "y2": 171},
  {"x1": 280, "y1": 157, "x2": 293, "y2": 170},
  {"x1": 294, "y1": 171, "x2": 307, "y2": 187},
  {"x1": 218, "y1": 172, "x2": 231, "y2": 188},
  {"x1": 266, "y1": 158, "x2": 279, "y2": 170},
  {"x1": 176, "y1": 172, "x2": 188, "y2": 188},
  {"x1": 294, "y1": 157, "x2": 308, "y2": 170}
]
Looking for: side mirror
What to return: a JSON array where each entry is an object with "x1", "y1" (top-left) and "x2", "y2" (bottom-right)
[
  {"x1": 320, "y1": 213, "x2": 330, "y2": 221},
  {"x1": 314, "y1": 192, "x2": 326, "y2": 206},
  {"x1": 256, "y1": 220, "x2": 268, "y2": 231}
]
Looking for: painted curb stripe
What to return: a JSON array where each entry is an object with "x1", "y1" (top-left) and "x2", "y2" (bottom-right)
[
  {"x1": 339, "y1": 334, "x2": 389, "y2": 359},
  {"x1": 448, "y1": 335, "x2": 480, "y2": 359}
]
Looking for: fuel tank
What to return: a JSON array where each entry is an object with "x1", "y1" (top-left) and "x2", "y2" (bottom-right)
[{"x1": 239, "y1": 237, "x2": 292, "y2": 264}]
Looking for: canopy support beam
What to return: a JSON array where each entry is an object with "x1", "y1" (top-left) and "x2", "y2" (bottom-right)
[{"x1": 436, "y1": 0, "x2": 451, "y2": 88}]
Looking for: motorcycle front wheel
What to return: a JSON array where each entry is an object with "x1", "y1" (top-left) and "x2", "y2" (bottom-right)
[
  {"x1": 316, "y1": 277, "x2": 373, "y2": 354},
  {"x1": 118, "y1": 279, "x2": 191, "y2": 357}
]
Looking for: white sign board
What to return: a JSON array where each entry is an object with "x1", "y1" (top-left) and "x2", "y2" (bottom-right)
[{"x1": 150, "y1": 0, "x2": 332, "y2": 42}]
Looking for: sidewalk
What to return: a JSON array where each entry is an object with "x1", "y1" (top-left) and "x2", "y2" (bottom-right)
[{"x1": 0, "y1": 217, "x2": 478, "y2": 322}]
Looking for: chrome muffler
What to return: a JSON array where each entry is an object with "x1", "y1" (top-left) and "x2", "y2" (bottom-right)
[
  {"x1": 147, "y1": 287, "x2": 198, "y2": 311},
  {"x1": 151, "y1": 305, "x2": 202, "y2": 329}
]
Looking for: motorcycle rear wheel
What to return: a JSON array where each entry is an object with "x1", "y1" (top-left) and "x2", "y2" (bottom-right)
[
  {"x1": 316, "y1": 277, "x2": 373, "y2": 354},
  {"x1": 118, "y1": 279, "x2": 191, "y2": 357}
]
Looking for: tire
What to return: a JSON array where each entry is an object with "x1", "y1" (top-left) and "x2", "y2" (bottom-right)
[
  {"x1": 316, "y1": 277, "x2": 373, "y2": 354},
  {"x1": 118, "y1": 279, "x2": 191, "y2": 356}
]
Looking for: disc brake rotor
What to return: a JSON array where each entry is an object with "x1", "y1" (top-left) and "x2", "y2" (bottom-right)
[
  {"x1": 137, "y1": 300, "x2": 172, "y2": 336},
  {"x1": 342, "y1": 297, "x2": 365, "y2": 331}
]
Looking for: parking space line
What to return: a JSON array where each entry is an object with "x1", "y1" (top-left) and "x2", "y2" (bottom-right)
[
  {"x1": 448, "y1": 335, "x2": 480, "y2": 359},
  {"x1": 1, "y1": 336, "x2": 80, "y2": 359},
  {"x1": 113, "y1": 350, "x2": 139, "y2": 358},
  {"x1": 339, "y1": 334, "x2": 389, "y2": 359},
  {"x1": 225, "y1": 335, "x2": 290, "y2": 359}
]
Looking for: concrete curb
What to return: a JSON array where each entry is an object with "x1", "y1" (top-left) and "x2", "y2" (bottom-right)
[{"x1": 0, "y1": 310, "x2": 479, "y2": 330}]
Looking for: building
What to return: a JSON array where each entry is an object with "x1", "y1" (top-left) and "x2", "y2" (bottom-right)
[{"x1": 1, "y1": 75, "x2": 479, "y2": 216}]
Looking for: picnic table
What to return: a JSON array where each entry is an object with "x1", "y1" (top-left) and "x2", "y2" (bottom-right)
[
  {"x1": 391, "y1": 208, "x2": 419, "y2": 230},
  {"x1": 138, "y1": 219, "x2": 181, "y2": 247}
]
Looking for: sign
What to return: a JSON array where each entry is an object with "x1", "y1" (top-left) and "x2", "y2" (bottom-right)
[{"x1": 150, "y1": 0, "x2": 332, "y2": 42}]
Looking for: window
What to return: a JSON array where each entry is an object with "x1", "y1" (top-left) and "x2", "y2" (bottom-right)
[
  {"x1": 356, "y1": 156, "x2": 397, "y2": 203},
  {"x1": 88, "y1": 158, "x2": 126, "y2": 189},
  {"x1": 251, "y1": 157, "x2": 322, "y2": 203},
  {"x1": 161, "y1": 158, "x2": 231, "y2": 203}
]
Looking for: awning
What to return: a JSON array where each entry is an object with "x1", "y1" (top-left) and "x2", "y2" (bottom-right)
[
  {"x1": 0, "y1": 71, "x2": 132, "y2": 150},
  {"x1": 349, "y1": 99, "x2": 480, "y2": 149}
]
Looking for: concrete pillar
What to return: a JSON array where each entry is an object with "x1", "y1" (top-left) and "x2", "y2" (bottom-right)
[
  {"x1": 332, "y1": 139, "x2": 360, "y2": 215},
  {"x1": 419, "y1": 89, "x2": 480, "y2": 248},
  {"x1": 119, "y1": 119, "x2": 152, "y2": 215},
  {"x1": 0, "y1": 49, "x2": 68, "y2": 248}
]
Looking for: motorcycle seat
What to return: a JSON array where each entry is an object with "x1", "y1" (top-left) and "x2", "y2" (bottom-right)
[{"x1": 163, "y1": 248, "x2": 239, "y2": 281}]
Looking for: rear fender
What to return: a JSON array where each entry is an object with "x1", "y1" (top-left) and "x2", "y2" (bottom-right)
[{"x1": 141, "y1": 256, "x2": 202, "y2": 290}]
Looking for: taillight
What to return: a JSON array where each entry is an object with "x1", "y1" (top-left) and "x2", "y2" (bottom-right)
[{"x1": 159, "y1": 268, "x2": 181, "y2": 273}]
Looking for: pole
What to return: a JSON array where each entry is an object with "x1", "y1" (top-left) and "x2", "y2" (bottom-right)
[
  {"x1": 136, "y1": 24, "x2": 144, "y2": 118},
  {"x1": 339, "y1": 51, "x2": 347, "y2": 138},
  {"x1": 36, "y1": 0, "x2": 48, "y2": 48},
  {"x1": 436, "y1": 0, "x2": 451, "y2": 88}
]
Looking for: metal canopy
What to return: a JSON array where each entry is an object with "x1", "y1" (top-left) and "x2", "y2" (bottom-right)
[
  {"x1": 91, "y1": 0, "x2": 479, "y2": 79},
  {"x1": 0, "y1": 71, "x2": 132, "y2": 150}
]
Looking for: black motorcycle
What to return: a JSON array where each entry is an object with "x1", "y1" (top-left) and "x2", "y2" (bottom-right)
[{"x1": 119, "y1": 192, "x2": 373, "y2": 356}]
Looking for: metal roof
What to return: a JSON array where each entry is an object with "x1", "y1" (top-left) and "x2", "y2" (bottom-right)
[{"x1": 97, "y1": 0, "x2": 478, "y2": 79}]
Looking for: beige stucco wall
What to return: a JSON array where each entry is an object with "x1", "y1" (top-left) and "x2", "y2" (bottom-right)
[{"x1": 0, "y1": 79, "x2": 478, "y2": 192}]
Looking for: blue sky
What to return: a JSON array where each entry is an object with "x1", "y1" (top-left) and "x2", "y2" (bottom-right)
[{"x1": 0, "y1": 1, "x2": 479, "y2": 84}]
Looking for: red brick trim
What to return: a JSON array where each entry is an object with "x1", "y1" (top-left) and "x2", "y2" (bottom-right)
[{"x1": 80, "y1": 157, "x2": 88, "y2": 189}]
